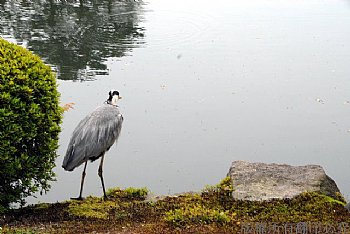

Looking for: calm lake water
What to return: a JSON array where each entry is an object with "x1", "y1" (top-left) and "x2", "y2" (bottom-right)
[{"x1": 1, "y1": 0, "x2": 350, "y2": 203}]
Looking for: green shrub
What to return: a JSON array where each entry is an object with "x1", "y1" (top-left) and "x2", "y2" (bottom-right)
[{"x1": 0, "y1": 38, "x2": 62, "y2": 211}]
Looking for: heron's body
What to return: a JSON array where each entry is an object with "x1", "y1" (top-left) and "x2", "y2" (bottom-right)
[
  {"x1": 63, "y1": 104, "x2": 123, "y2": 171},
  {"x1": 62, "y1": 90, "x2": 123, "y2": 200}
]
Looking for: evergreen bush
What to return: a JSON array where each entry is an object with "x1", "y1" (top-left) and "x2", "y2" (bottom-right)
[{"x1": 0, "y1": 38, "x2": 62, "y2": 211}]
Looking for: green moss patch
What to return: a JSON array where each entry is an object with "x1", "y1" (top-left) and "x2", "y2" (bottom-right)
[{"x1": 1, "y1": 179, "x2": 349, "y2": 233}]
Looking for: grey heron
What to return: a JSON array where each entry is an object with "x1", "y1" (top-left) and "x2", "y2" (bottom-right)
[{"x1": 62, "y1": 90, "x2": 123, "y2": 200}]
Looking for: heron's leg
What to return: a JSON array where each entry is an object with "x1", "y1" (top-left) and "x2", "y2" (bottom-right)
[
  {"x1": 72, "y1": 161, "x2": 87, "y2": 200},
  {"x1": 98, "y1": 153, "x2": 107, "y2": 199}
]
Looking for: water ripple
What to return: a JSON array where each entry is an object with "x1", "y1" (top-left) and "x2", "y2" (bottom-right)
[{"x1": 145, "y1": 9, "x2": 217, "y2": 48}]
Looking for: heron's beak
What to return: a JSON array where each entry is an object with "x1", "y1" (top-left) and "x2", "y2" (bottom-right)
[{"x1": 118, "y1": 96, "x2": 122, "y2": 100}]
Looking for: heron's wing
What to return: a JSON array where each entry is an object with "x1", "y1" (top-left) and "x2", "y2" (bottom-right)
[{"x1": 62, "y1": 105, "x2": 123, "y2": 171}]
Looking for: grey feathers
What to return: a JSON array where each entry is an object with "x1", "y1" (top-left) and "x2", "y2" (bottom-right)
[{"x1": 62, "y1": 104, "x2": 123, "y2": 171}]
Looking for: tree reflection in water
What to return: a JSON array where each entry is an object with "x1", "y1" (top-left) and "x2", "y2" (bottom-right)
[{"x1": 0, "y1": 0, "x2": 145, "y2": 80}]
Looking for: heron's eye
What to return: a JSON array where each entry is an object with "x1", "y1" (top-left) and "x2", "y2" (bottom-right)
[{"x1": 113, "y1": 91, "x2": 119, "y2": 96}]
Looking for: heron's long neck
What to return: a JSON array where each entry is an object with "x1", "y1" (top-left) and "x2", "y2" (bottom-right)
[{"x1": 106, "y1": 101, "x2": 117, "y2": 106}]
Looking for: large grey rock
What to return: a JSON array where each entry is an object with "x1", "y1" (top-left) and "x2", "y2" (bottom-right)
[{"x1": 228, "y1": 161, "x2": 341, "y2": 201}]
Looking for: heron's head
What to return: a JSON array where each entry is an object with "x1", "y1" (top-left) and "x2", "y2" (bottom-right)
[{"x1": 107, "y1": 90, "x2": 122, "y2": 106}]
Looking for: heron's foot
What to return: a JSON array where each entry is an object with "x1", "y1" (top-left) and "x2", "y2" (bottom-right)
[
  {"x1": 71, "y1": 196, "x2": 84, "y2": 201},
  {"x1": 103, "y1": 195, "x2": 109, "y2": 201}
]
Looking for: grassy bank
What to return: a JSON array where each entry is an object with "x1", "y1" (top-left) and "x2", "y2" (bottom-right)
[{"x1": 1, "y1": 177, "x2": 349, "y2": 233}]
